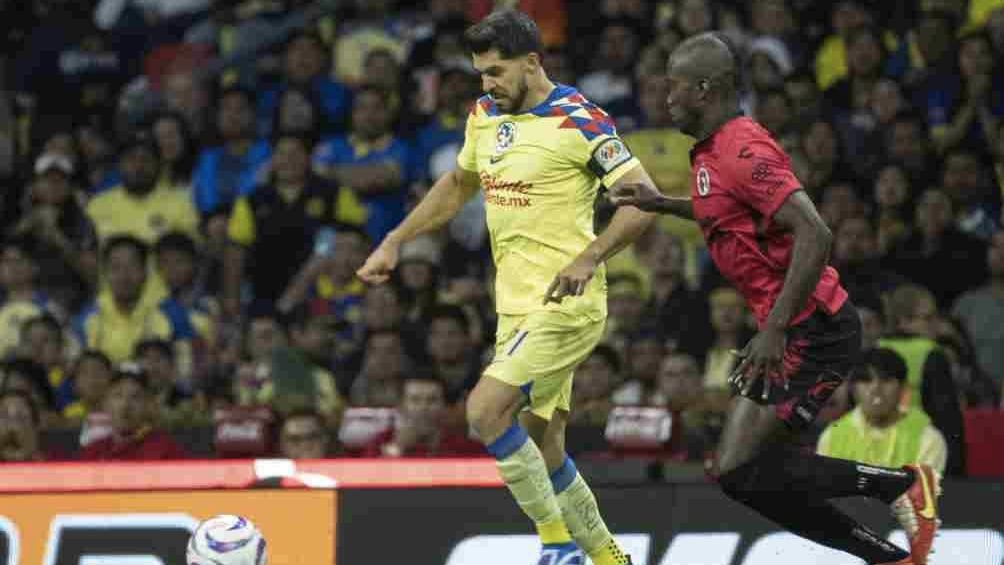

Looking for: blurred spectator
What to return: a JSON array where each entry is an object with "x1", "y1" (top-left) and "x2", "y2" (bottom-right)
[
  {"x1": 934, "y1": 317, "x2": 1001, "y2": 408},
  {"x1": 885, "y1": 189, "x2": 988, "y2": 308},
  {"x1": 857, "y1": 297, "x2": 886, "y2": 350},
  {"x1": 225, "y1": 132, "x2": 362, "y2": 312},
  {"x1": 397, "y1": 236, "x2": 442, "y2": 325},
  {"x1": 154, "y1": 231, "x2": 216, "y2": 318},
  {"x1": 880, "y1": 283, "x2": 966, "y2": 476},
  {"x1": 9, "y1": 154, "x2": 99, "y2": 309},
  {"x1": 830, "y1": 216, "x2": 906, "y2": 305},
  {"x1": 350, "y1": 330, "x2": 408, "y2": 407},
  {"x1": 259, "y1": 30, "x2": 352, "y2": 137},
  {"x1": 269, "y1": 86, "x2": 327, "y2": 141},
  {"x1": 278, "y1": 407, "x2": 333, "y2": 459},
  {"x1": 74, "y1": 236, "x2": 175, "y2": 363},
  {"x1": 818, "y1": 348, "x2": 947, "y2": 475},
  {"x1": 642, "y1": 230, "x2": 711, "y2": 359},
  {"x1": 61, "y1": 350, "x2": 114, "y2": 424},
  {"x1": 314, "y1": 84, "x2": 411, "y2": 244},
  {"x1": 814, "y1": 0, "x2": 881, "y2": 90},
  {"x1": 411, "y1": 64, "x2": 480, "y2": 188},
  {"x1": 0, "y1": 357, "x2": 60, "y2": 428},
  {"x1": 823, "y1": 25, "x2": 887, "y2": 119},
  {"x1": 86, "y1": 131, "x2": 200, "y2": 245},
  {"x1": 927, "y1": 31, "x2": 1003, "y2": 154},
  {"x1": 941, "y1": 147, "x2": 1000, "y2": 241},
  {"x1": 235, "y1": 306, "x2": 279, "y2": 362},
  {"x1": 75, "y1": 123, "x2": 124, "y2": 195},
  {"x1": 703, "y1": 287, "x2": 752, "y2": 390},
  {"x1": 902, "y1": 10, "x2": 959, "y2": 88},
  {"x1": 332, "y1": 0, "x2": 408, "y2": 87},
  {"x1": 754, "y1": 88, "x2": 797, "y2": 150},
  {"x1": 0, "y1": 239, "x2": 58, "y2": 358},
  {"x1": 800, "y1": 118, "x2": 846, "y2": 198},
  {"x1": 361, "y1": 279, "x2": 406, "y2": 334},
  {"x1": 612, "y1": 333, "x2": 666, "y2": 406},
  {"x1": 569, "y1": 345, "x2": 619, "y2": 427},
  {"x1": 818, "y1": 181, "x2": 866, "y2": 229},
  {"x1": 577, "y1": 18, "x2": 641, "y2": 116},
  {"x1": 361, "y1": 375, "x2": 482, "y2": 457},
  {"x1": 604, "y1": 273, "x2": 648, "y2": 353},
  {"x1": 238, "y1": 306, "x2": 342, "y2": 426},
  {"x1": 885, "y1": 110, "x2": 937, "y2": 187},
  {"x1": 161, "y1": 71, "x2": 212, "y2": 139},
  {"x1": 425, "y1": 304, "x2": 479, "y2": 404},
  {"x1": 0, "y1": 390, "x2": 51, "y2": 462},
  {"x1": 871, "y1": 162, "x2": 913, "y2": 256},
  {"x1": 655, "y1": 352, "x2": 714, "y2": 461},
  {"x1": 783, "y1": 69, "x2": 824, "y2": 128},
  {"x1": 79, "y1": 364, "x2": 187, "y2": 460},
  {"x1": 952, "y1": 231, "x2": 1004, "y2": 382},
  {"x1": 17, "y1": 313, "x2": 69, "y2": 406},
  {"x1": 135, "y1": 339, "x2": 204, "y2": 427},
  {"x1": 150, "y1": 111, "x2": 197, "y2": 191},
  {"x1": 193, "y1": 87, "x2": 271, "y2": 217}
]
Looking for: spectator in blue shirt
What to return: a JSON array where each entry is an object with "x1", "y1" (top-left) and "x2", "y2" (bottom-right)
[
  {"x1": 314, "y1": 85, "x2": 411, "y2": 244},
  {"x1": 411, "y1": 64, "x2": 480, "y2": 186},
  {"x1": 258, "y1": 31, "x2": 352, "y2": 138},
  {"x1": 192, "y1": 87, "x2": 271, "y2": 217}
]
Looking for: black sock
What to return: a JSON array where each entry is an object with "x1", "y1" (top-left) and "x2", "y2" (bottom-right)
[
  {"x1": 779, "y1": 451, "x2": 917, "y2": 504},
  {"x1": 731, "y1": 447, "x2": 916, "y2": 504},
  {"x1": 733, "y1": 490, "x2": 910, "y2": 564}
]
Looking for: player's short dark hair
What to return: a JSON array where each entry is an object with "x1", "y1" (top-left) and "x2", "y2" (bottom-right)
[
  {"x1": 0, "y1": 389, "x2": 40, "y2": 426},
  {"x1": 154, "y1": 231, "x2": 198, "y2": 259},
  {"x1": 427, "y1": 304, "x2": 470, "y2": 333},
  {"x1": 464, "y1": 9, "x2": 542, "y2": 58},
  {"x1": 853, "y1": 348, "x2": 908, "y2": 382},
  {"x1": 20, "y1": 312, "x2": 62, "y2": 342},
  {"x1": 102, "y1": 235, "x2": 149, "y2": 265}
]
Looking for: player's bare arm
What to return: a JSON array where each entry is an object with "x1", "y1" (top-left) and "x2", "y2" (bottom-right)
[
  {"x1": 544, "y1": 165, "x2": 658, "y2": 304},
  {"x1": 608, "y1": 181, "x2": 694, "y2": 219},
  {"x1": 356, "y1": 166, "x2": 480, "y2": 284},
  {"x1": 731, "y1": 189, "x2": 833, "y2": 398}
]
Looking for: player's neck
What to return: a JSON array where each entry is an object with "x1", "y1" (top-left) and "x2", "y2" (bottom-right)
[
  {"x1": 517, "y1": 74, "x2": 556, "y2": 113},
  {"x1": 695, "y1": 103, "x2": 742, "y2": 142}
]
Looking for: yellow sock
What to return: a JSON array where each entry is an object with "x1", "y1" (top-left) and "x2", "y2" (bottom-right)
[
  {"x1": 488, "y1": 425, "x2": 572, "y2": 545},
  {"x1": 551, "y1": 457, "x2": 630, "y2": 565}
]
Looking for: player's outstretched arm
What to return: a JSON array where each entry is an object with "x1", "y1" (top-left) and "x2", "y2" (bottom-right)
[
  {"x1": 608, "y1": 179, "x2": 694, "y2": 219},
  {"x1": 544, "y1": 165, "x2": 658, "y2": 304},
  {"x1": 357, "y1": 166, "x2": 480, "y2": 284}
]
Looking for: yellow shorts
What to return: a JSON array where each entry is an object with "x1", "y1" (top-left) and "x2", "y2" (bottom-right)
[{"x1": 483, "y1": 309, "x2": 606, "y2": 421}]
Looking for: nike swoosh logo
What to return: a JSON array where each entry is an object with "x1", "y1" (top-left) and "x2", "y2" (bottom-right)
[
  {"x1": 490, "y1": 155, "x2": 503, "y2": 164},
  {"x1": 918, "y1": 467, "x2": 936, "y2": 520}
]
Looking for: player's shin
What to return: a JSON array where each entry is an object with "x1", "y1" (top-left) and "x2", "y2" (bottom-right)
[
  {"x1": 486, "y1": 424, "x2": 572, "y2": 545},
  {"x1": 551, "y1": 456, "x2": 630, "y2": 565}
]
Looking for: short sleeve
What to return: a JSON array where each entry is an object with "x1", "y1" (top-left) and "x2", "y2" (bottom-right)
[
  {"x1": 456, "y1": 111, "x2": 480, "y2": 173},
  {"x1": 725, "y1": 138, "x2": 802, "y2": 220},
  {"x1": 584, "y1": 133, "x2": 641, "y2": 187}
]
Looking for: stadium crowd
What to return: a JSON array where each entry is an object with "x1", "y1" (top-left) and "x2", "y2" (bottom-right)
[{"x1": 0, "y1": 0, "x2": 1003, "y2": 477}]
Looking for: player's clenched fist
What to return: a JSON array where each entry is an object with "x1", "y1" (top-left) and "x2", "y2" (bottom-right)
[
  {"x1": 356, "y1": 239, "x2": 400, "y2": 284},
  {"x1": 608, "y1": 182, "x2": 667, "y2": 211}
]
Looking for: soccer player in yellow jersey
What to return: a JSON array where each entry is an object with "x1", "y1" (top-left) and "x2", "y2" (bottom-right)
[{"x1": 357, "y1": 10, "x2": 658, "y2": 565}]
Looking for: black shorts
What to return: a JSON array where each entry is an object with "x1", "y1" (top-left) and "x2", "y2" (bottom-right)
[{"x1": 739, "y1": 301, "x2": 862, "y2": 429}]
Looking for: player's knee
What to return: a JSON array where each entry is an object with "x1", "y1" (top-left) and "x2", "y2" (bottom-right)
[{"x1": 465, "y1": 396, "x2": 507, "y2": 442}]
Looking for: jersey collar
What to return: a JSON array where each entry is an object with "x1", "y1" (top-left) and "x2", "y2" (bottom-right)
[
  {"x1": 517, "y1": 83, "x2": 576, "y2": 116},
  {"x1": 689, "y1": 113, "x2": 746, "y2": 162}
]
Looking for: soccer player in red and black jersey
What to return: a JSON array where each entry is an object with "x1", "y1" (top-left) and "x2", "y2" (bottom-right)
[{"x1": 611, "y1": 33, "x2": 941, "y2": 565}]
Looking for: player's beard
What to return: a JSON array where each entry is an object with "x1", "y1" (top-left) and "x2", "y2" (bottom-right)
[{"x1": 497, "y1": 79, "x2": 529, "y2": 113}]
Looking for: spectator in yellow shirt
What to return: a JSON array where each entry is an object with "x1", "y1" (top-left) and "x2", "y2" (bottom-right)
[
  {"x1": 85, "y1": 131, "x2": 200, "y2": 246},
  {"x1": 73, "y1": 236, "x2": 174, "y2": 363}
]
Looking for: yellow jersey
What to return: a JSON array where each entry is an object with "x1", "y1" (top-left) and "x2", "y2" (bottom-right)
[
  {"x1": 85, "y1": 185, "x2": 200, "y2": 245},
  {"x1": 457, "y1": 85, "x2": 640, "y2": 319}
]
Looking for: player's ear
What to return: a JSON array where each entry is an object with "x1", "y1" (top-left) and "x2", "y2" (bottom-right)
[{"x1": 525, "y1": 52, "x2": 541, "y2": 73}]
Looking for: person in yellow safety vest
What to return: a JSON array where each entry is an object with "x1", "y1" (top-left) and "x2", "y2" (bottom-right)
[
  {"x1": 880, "y1": 284, "x2": 966, "y2": 476},
  {"x1": 818, "y1": 347, "x2": 947, "y2": 475}
]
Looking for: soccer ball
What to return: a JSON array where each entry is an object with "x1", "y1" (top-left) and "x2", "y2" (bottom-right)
[{"x1": 187, "y1": 514, "x2": 268, "y2": 565}]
